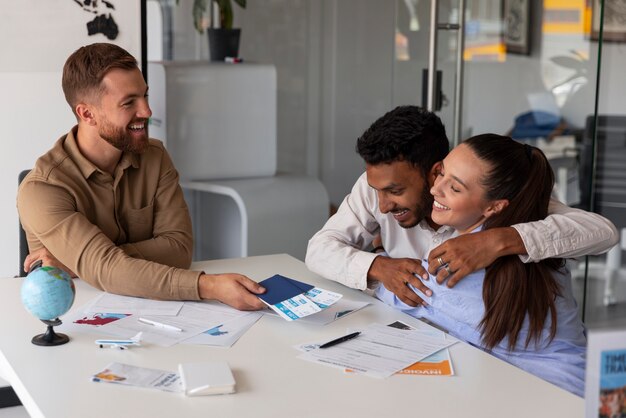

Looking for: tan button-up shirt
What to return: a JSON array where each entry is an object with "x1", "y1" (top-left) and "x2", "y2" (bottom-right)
[{"x1": 17, "y1": 127, "x2": 202, "y2": 300}]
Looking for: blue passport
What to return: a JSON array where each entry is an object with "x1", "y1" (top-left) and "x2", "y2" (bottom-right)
[{"x1": 257, "y1": 274, "x2": 315, "y2": 305}]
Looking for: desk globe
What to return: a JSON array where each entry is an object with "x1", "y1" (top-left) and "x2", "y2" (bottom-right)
[{"x1": 21, "y1": 266, "x2": 75, "y2": 346}]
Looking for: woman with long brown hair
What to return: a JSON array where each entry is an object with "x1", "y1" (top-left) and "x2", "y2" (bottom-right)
[{"x1": 376, "y1": 133, "x2": 586, "y2": 396}]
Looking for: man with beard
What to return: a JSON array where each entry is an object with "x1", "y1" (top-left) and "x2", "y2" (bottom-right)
[
  {"x1": 305, "y1": 106, "x2": 618, "y2": 306},
  {"x1": 17, "y1": 43, "x2": 266, "y2": 309}
]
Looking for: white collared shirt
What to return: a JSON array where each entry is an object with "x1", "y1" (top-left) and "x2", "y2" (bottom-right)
[{"x1": 305, "y1": 172, "x2": 619, "y2": 290}]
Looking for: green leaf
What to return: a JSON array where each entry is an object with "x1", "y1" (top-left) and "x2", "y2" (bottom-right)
[
  {"x1": 188, "y1": 0, "x2": 245, "y2": 32},
  {"x1": 217, "y1": 0, "x2": 233, "y2": 29},
  {"x1": 193, "y1": 0, "x2": 209, "y2": 33}
]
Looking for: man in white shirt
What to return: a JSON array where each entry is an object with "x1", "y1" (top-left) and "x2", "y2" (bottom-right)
[{"x1": 305, "y1": 106, "x2": 618, "y2": 307}]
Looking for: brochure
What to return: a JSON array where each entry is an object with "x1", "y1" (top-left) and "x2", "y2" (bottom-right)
[
  {"x1": 585, "y1": 328, "x2": 626, "y2": 418},
  {"x1": 92, "y1": 362, "x2": 182, "y2": 392},
  {"x1": 257, "y1": 274, "x2": 342, "y2": 321}
]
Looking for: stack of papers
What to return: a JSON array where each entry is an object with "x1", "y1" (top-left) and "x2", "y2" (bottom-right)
[
  {"x1": 298, "y1": 323, "x2": 457, "y2": 378},
  {"x1": 59, "y1": 294, "x2": 261, "y2": 348},
  {"x1": 60, "y1": 274, "x2": 371, "y2": 349}
]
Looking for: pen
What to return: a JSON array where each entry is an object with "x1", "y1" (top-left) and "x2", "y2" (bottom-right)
[
  {"x1": 319, "y1": 331, "x2": 361, "y2": 349},
  {"x1": 137, "y1": 318, "x2": 183, "y2": 332}
]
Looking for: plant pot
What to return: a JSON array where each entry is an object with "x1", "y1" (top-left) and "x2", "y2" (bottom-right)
[{"x1": 207, "y1": 28, "x2": 241, "y2": 61}]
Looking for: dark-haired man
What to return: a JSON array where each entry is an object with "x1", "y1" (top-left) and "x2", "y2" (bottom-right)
[
  {"x1": 17, "y1": 43, "x2": 265, "y2": 309},
  {"x1": 306, "y1": 106, "x2": 618, "y2": 306}
]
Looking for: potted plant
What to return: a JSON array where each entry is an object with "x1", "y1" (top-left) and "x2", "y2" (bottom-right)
[{"x1": 187, "y1": 0, "x2": 246, "y2": 61}]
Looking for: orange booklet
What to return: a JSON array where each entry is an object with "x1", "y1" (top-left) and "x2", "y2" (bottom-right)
[
  {"x1": 388, "y1": 321, "x2": 455, "y2": 376},
  {"x1": 397, "y1": 350, "x2": 454, "y2": 376}
]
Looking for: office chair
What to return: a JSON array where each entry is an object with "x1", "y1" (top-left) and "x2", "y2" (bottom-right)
[
  {"x1": 580, "y1": 115, "x2": 626, "y2": 305},
  {"x1": 0, "y1": 386, "x2": 20, "y2": 409},
  {"x1": 0, "y1": 170, "x2": 32, "y2": 409},
  {"x1": 18, "y1": 169, "x2": 30, "y2": 277}
]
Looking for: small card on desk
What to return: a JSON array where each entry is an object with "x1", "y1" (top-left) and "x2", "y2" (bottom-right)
[
  {"x1": 178, "y1": 362, "x2": 236, "y2": 396},
  {"x1": 257, "y1": 274, "x2": 342, "y2": 321}
]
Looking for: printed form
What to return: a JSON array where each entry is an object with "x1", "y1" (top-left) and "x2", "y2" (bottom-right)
[
  {"x1": 85, "y1": 293, "x2": 184, "y2": 316},
  {"x1": 298, "y1": 323, "x2": 457, "y2": 378}
]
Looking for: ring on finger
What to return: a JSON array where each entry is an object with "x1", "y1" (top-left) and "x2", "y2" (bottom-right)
[
  {"x1": 437, "y1": 256, "x2": 445, "y2": 266},
  {"x1": 444, "y1": 264, "x2": 453, "y2": 275}
]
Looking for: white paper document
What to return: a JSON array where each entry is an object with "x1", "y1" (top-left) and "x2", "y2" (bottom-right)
[
  {"x1": 298, "y1": 323, "x2": 457, "y2": 378},
  {"x1": 99, "y1": 303, "x2": 223, "y2": 347},
  {"x1": 92, "y1": 362, "x2": 182, "y2": 392},
  {"x1": 97, "y1": 300, "x2": 257, "y2": 347},
  {"x1": 296, "y1": 298, "x2": 370, "y2": 325},
  {"x1": 60, "y1": 295, "x2": 261, "y2": 348},
  {"x1": 264, "y1": 298, "x2": 370, "y2": 325},
  {"x1": 85, "y1": 293, "x2": 184, "y2": 316},
  {"x1": 182, "y1": 312, "x2": 263, "y2": 347}
]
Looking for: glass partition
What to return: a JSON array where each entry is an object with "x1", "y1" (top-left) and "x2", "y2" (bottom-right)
[
  {"x1": 392, "y1": 0, "x2": 626, "y2": 325},
  {"x1": 585, "y1": 0, "x2": 626, "y2": 328}
]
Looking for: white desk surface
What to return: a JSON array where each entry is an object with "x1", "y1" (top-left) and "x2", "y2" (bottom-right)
[{"x1": 0, "y1": 254, "x2": 583, "y2": 418}]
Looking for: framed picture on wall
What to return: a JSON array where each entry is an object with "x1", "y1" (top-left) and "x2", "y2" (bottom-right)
[
  {"x1": 591, "y1": 0, "x2": 626, "y2": 42},
  {"x1": 503, "y1": 0, "x2": 531, "y2": 54}
]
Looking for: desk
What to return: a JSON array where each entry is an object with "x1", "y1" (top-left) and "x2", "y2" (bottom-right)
[{"x1": 0, "y1": 254, "x2": 583, "y2": 418}]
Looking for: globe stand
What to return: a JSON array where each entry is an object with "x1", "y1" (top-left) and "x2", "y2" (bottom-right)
[{"x1": 31, "y1": 318, "x2": 69, "y2": 346}]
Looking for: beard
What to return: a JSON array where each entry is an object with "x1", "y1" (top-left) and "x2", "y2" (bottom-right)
[
  {"x1": 99, "y1": 117, "x2": 149, "y2": 154},
  {"x1": 399, "y1": 185, "x2": 434, "y2": 229}
]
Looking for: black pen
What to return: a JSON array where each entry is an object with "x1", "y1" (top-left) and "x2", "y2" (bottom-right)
[{"x1": 319, "y1": 331, "x2": 361, "y2": 349}]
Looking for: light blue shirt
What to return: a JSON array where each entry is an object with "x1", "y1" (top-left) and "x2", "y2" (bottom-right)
[{"x1": 375, "y1": 259, "x2": 586, "y2": 397}]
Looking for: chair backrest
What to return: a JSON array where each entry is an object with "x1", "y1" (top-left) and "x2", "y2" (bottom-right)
[
  {"x1": 580, "y1": 115, "x2": 626, "y2": 230},
  {"x1": 18, "y1": 169, "x2": 31, "y2": 277}
]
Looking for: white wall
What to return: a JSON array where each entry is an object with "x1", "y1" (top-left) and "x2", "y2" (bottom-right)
[
  {"x1": 169, "y1": 0, "x2": 321, "y2": 178},
  {"x1": 318, "y1": 0, "x2": 397, "y2": 204},
  {"x1": 0, "y1": 74, "x2": 75, "y2": 278},
  {"x1": 0, "y1": 1, "x2": 143, "y2": 278}
]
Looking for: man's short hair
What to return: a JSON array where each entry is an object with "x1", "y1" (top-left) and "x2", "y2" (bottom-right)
[
  {"x1": 356, "y1": 105, "x2": 449, "y2": 175},
  {"x1": 62, "y1": 43, "x2": 138, "y2": 115}
]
